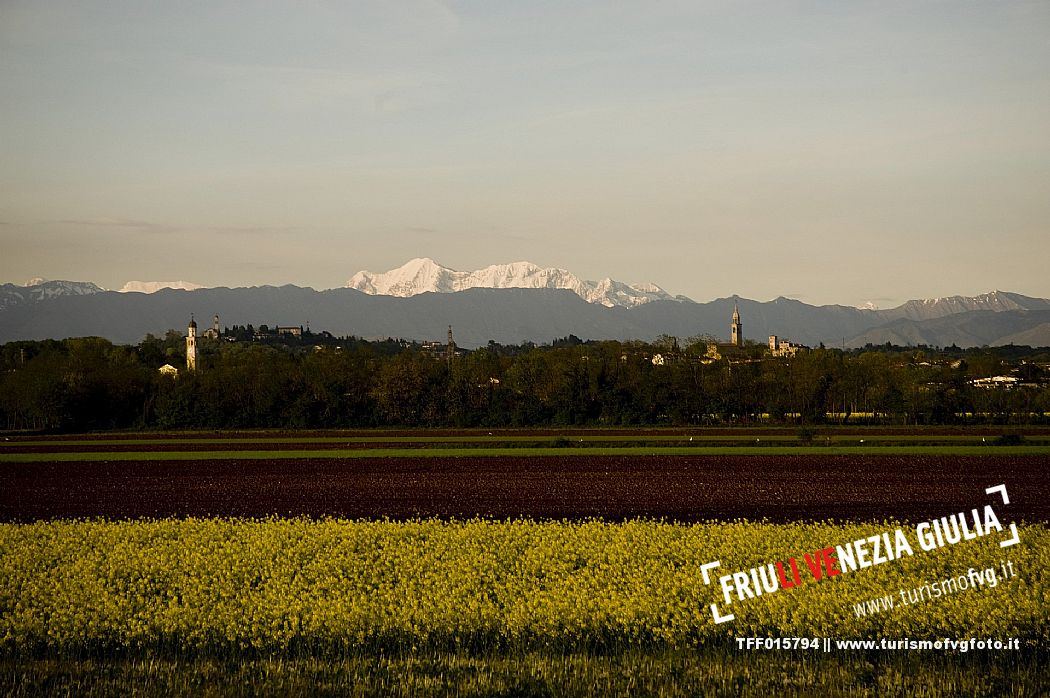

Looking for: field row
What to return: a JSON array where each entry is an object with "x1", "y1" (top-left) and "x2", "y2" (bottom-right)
[
  {"x1": 9, "y1": 426, "x2": 1049, "y2": 439},
  {"x1": 4, "y1": 427, "x2": 1047, "y2": 463},
  {"x1": 9, "y1": 649, "x2": 1047, "y2": 698},
  {"x1": 2, "y1": 518, "x2": 1046, "y2": 655},
  {"x1": 3, "y1": 446, "x2": 1050, "y2": 464},
  {"x1": 5, "y1": 433, "x2": 1048, "y2": 446},
  {"x1": 5, "y1": 442, "x2": 1050, "y2": 460},
  {"x1": 3, "y1": 455, "x2": 1047, "y2": 521}
]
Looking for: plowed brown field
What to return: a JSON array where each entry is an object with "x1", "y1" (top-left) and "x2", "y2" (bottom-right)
[{"x1": 2, "y1": 454, "x2": 1046, "y2": 522}]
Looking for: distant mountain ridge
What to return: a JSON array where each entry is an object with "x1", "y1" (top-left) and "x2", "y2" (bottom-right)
[
  {"x1": 846, "y1": 309, "x2": 1050, "y2": 348},
  {"x1": 0, "y1": 280, "x2": 105, "y2": 311},
  {"x1": 877, "y1": 290, "x2": 1050, "y2": 322},
  {"x1": 1, "y1": 281, "x2": 1048, "y2": 349},
  {"x1": 346, "y1": 258, "x2": 684, "y2": 308}
]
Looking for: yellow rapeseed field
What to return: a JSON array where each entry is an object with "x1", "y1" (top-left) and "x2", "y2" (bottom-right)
[{"x1": 1, "y1": 519, "x2": 1046, "y2": 653}]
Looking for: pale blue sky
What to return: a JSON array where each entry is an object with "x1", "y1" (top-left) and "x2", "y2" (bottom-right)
[{"x1": 2, "y1": 1, "x2": 1048, "y2": 307}]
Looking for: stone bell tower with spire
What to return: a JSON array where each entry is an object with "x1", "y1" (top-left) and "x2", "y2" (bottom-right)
[
  {"x1": 186, "y1": 315, "x2": 198, "y2": 372},
  {"x1": 730, "y1": 302, "x2": 742, "y2": 346},
  {"x1": 445, "y1": 325, "x2": 457, "y2": 364}
]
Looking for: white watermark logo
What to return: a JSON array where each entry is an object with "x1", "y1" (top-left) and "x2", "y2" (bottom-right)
[{"x1": 702, "y1": 484, "x2": 1021, "y2": 626}]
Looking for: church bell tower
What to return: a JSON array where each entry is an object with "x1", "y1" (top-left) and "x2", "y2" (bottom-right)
[
  {"x1": 186, "y1": 315, "x2": 198, "y2": 371},
  {"x1": 446, "y1": 325, "x2": 456, "y2": 364},
  {"x1": 731, "y1": 302, "x2": 742, "y2": 346}
]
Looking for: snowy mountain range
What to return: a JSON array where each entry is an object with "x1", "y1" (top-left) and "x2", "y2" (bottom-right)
[
  {"x1": 119, "y1": 280, "x2": 204, "y2": 294},
  {"x1": 0, "y1": 279, "x2": 105, "y2": 311},
  {"x1": 12, "y1": 265, "x2": 1046, "y2": 320},
  {"x1": 4, "y1": 269, "x2": 1050, "y2": 348},
  {"x1": 346, "y1": 258, "x2": 685, "y2": 308}
]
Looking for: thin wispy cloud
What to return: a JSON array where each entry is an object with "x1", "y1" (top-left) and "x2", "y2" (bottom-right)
[
  {"x1": 56, "y1": 217, "x2": 168, "y2": 229},
  {"x1": 199, "y1": 224, "x2": 298, "y2": 238},
  {"x1": 51, "y1": 218, "x2": 178, "y2": 237},
  {"x1": 51, "y1": 218, "x2": 296, "y2": 238},
  {"x1": 185, "y1": 59, "x2": 434, "y2": 112}
]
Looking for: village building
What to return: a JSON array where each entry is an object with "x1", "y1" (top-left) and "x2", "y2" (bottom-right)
[
  {"x1": 969, "y1": 375, "x2": 1020, "y2": 389},
  {"x1": 202, "y1": 314, "x2": 221, "y2": 340},
  {"x1": 768, "y1": 334, "x2": 808, "y2": 358},
  {"x1": 421, "y1": 326, "x2": 462, "y2": 362}
]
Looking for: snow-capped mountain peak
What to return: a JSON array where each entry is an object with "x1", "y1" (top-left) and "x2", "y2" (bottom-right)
[
  {"x1": 119, "y1": 280, "x2": 205, "y2": 294},
  {"x1": 346, "y1": 258, "x2": 684, "y2": 308},
  {"x1": 0, "y1": 279, "x2": 105, "y2": 311}
]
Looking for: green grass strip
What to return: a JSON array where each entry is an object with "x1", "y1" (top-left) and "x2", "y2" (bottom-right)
[
  {"x1": 1, "y1": 445, "x2": 1048, "y2": 462},
  {"x1": 1, "y1": 434, "x2": 1033, "y2": 447}
]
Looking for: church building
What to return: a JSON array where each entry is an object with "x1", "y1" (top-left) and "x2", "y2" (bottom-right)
[{"x1": 705, "y1": 302, "x2": 747, "y2": 361}]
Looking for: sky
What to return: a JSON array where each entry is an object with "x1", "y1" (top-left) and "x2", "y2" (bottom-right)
[{"x1": 1, "y1": 1, "x2": 1048, "y2": 308}]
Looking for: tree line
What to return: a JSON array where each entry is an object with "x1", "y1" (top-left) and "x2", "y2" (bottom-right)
[{"x1": 1, "y1": 333, "x2": 1048, "y2": 432}]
